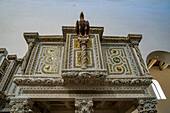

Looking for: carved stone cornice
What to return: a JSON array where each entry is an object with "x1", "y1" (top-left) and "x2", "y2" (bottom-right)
[
  {"x1": 7, "y1": 55, "x2": 17, "y2": 61},
  {"x1": 101, "y1": 34, "x2": 142, "y2": 44},
  {"x1": 38, "y1": 35, "x2": 64, "y2": 42},
  {"x1": 24, "y1": 32, "x2": 39, "y2": 44},
  {"x1": 128, "y1": 34, "x2": 142, "y2": 46},
  {"x1": 13, "y1": 75, "x2": 64, "y2": 86},
  {"x1": 0, "y1": 48, "x2": 8, "y2": 56},
  {"x1": 62, "y1": 69, "x2": 107, "y2": 85},
  {"x1": 137, "y1": 97, "x2": 157, "y2": 113},
  {"x1": 102, "y1": 76, "x2": 153, "y2": 86},
  {"x1": 62, "y1": 26, "x2": 104, "y2": 41}
]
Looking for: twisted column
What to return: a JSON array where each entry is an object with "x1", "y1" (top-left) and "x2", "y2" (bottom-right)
[
  {"x1": 78, "y1": 37, "x2": 89, "y2": 69},
  {"x1": 134, "y1": 45, "x2": 149, "y2": 74}
]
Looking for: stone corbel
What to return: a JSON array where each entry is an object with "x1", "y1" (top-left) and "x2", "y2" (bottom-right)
[
  {"x1": 137, "y1": 97, "x2": 157, "y2": 113},
  {"x1": 10, "y1": 98, "x2": 34, "y2": 113},
  {"x1": 75, "y1": 98, "x2": 93, "y2": 113}
]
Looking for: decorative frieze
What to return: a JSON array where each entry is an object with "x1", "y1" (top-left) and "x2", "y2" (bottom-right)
[
  {"x1": 62, "y1": 69, "x2": 107, "y2": 85},
  {"x1": 13, "y1": 75, "x2": 64, "y2": 86},
  {"x1": 103, "y1": 77, "x2": 152, "y2": 86}
]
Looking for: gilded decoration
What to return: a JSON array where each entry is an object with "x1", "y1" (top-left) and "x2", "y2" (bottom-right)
[
  {"x1": 103, "y1": 48, "x2": 132, "y2": 75},
  {"x1": 35, "y1": 46, "x2": 62, "y2": 74}
]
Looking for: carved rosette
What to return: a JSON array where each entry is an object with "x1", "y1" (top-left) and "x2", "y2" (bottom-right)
[
  {"x1": 10, "y1": 98, "x2": 34, "y2": 113},
  {"x1": 137, "y1": 98, "x2": 157, "y2": 113},
  {"x1": 62, "y1": 69, "x2": 107, "y2": 85},
  {"x1": 75, "y1": 98, "x2": 93, "y2": 113}
]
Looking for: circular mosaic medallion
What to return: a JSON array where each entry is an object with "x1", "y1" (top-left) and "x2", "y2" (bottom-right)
[
  {"x1": 113, "y1": 57, "x2": 120, "y2": 63},
  {"x1": 48, "y1": 49, "x2": 55, "y2": 54},
  {"x1": 116, "y1": 66, "x2": 122, "y2": 72},
  {"x1": 46, "y1": 57, "x2": 53, "y2": 62},
  {"x1": 44, "y1": 65, "x2": 52, "y2": 71},
  {"x1": 111, "y1": 49, "x2": 117, "y2": 54}
]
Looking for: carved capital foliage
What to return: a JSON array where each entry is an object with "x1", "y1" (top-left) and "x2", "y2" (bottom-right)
[
  {"x1": 13, "y1": 75, "x2": 64, "y2": 86},
  {"x1": 137, "y1": 98, "x2": 157, "y2": 113},
  {"x1": 62, "y1": 69, "x2": 107, "y2": 85},
  {"x1": 102, "y1": 77, "x2": 152, "y2": 86},
  {"x1": 75, "y1": 98, "x2": 93, "y2": 113},
  {"x1": 10, "y1": 98, "x2": 34, "y2": 113}
]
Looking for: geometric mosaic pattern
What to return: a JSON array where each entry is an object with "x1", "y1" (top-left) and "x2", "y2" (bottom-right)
[
  {"x1": 103, "y1": 48, "x2": 132, "y2": 75},
  {"x1": 35, "y1": 46, "x2": 62, "y2": 74}
]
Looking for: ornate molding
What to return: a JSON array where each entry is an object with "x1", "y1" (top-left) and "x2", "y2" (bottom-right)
[
  {"x1": 102, "y1": 76, "x2": 152, "y2": 86},
  {"x1": 75, "y1": 98, "x2": 93, "y2": 113},
  {"x1": 10, "y1": 98, "x2": 34, "y2": 113},
  {"x1": 137, "y1": 97, "x2": 157, "y2": 113},
  {"x1": 62, "y1": 69, "x2": 107, "y2": 85},
  {"x1": 13, "y1": 75, "x2": 64, "y2": 86}
]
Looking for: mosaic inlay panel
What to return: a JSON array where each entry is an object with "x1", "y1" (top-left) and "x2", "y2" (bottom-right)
[
  {"x1": 74, "y1": 50, "x2": 94, "y2": 68},
  {"x1": 103, "y1": 48, "x2": 132, "y2": 75},
  {"x1": 35, "y1": 46, "x2": 62, "y2": 74},
  {"x1": 73, "y1": 38, "x2": 94, "y2": 68}
]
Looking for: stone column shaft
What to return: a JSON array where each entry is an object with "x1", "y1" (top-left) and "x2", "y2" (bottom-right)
[
  {"x1": 21, "y1": 41, "x2": 34, "y2": 74},
  {"x1": 134, "y1": 45, "x2": 149, "y2": 74}
]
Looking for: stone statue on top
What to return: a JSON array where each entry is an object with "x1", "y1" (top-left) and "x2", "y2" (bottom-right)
[{"x1": 76, "y1": 12, "x2": 90, "y2": 37}]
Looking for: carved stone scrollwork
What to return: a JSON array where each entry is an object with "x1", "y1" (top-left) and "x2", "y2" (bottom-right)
[
  {"x1": 10, "y1": 98, "x2": 34, "y2": 113},
  {"x1": 137, "y1": 98, "x2": 157, "y2": 113},
  {"x1": 62, "y1": 69, "x2": 107, "y2": 85},
  {"x1": 75, "y1": 98, "x2": 93, "y2": 113},
  {"x1": 13, "y1": 75, "x2": 64, "y2": 86}
]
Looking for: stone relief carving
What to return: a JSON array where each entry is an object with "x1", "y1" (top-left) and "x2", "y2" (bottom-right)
[
  {"x1": 13, "y1": 75, "x2": 64, "y2": 86},
  {"x1": 137, "y1": 98, "x2": 157, "y2": 113},
  {"x1": 103, "y1": 77, "x2": 152, "y2": 86},
  {"x1": 75, "y1": 98, "x2": 93, "y2": 113},
  {"x1": 10, "y1": 98, "x2": 34, "y2": 113},
  {"x1": 62, "y1": 69, "x2": 107, "y2": 85}
]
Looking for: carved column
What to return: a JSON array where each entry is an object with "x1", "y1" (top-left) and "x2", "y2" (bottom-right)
[
  {"x1": 129, "y1": 34, "x2": 149, "y2": 75},
  {"x1": 137, "y1": 98, "x2": 157, "y2": 113},
  {"x1": 78, "y1": 37, "x2": 89, "y2": 69},
  {"x1": 10, "y1": 98, "x2": 34, "y2": 113},
  {"x1": 21, "y1": 41, "x2": 34, "y2": 74},
  {"x1": 75, "y1": 98, "x2": 93, "y2": 113}
]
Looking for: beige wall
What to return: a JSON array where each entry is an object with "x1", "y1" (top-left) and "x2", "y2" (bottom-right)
[{"x1": 150, "y1": 66, "x2": 170, "y2": 113}]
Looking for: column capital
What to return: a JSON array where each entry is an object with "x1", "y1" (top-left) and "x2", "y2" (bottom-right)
[
  {"x1": 24, "y1": 32, "x2": 39, "y2": 44},
  {"x1": 128, "y1": 34, "x2": 142, "y2": 46},
  {"x1": 7, "y1": 55, "x2": 17, "y2": 61},
  {"x1": 10, "y1": 98, "x2": 34, "y2": 113},
  {"x1": 137, "y1": 97, "x2": 157, "y2": 113},
  {"x1": 75, "y1": 98, "x2": 93, "y2": 113},
  {"x1": 0, "y1": 48, "x2": 8, "y2": 56}
]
